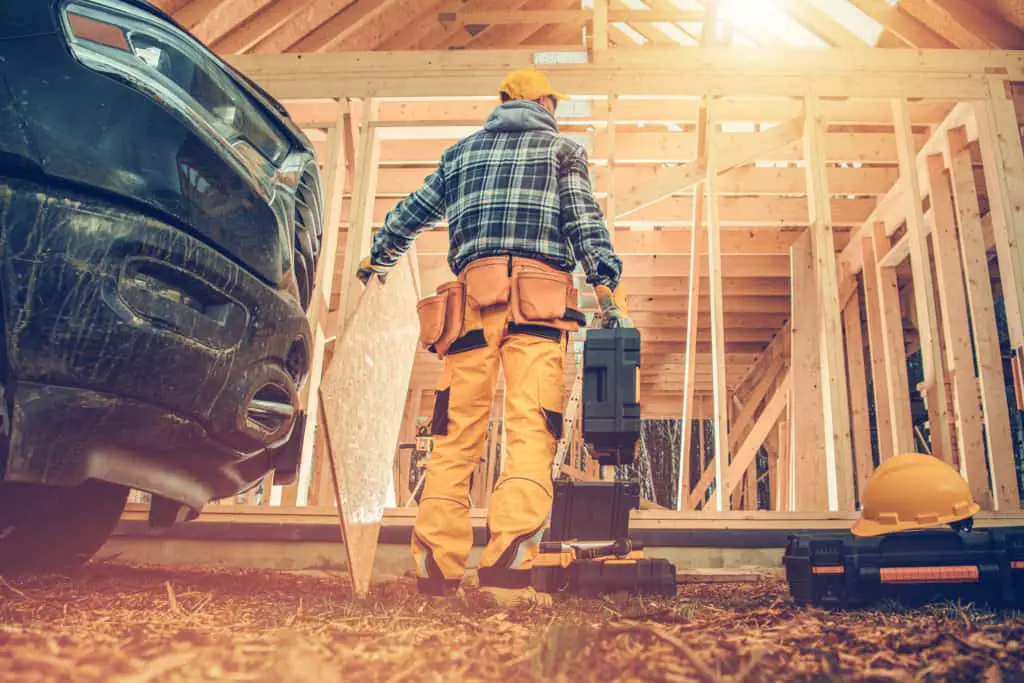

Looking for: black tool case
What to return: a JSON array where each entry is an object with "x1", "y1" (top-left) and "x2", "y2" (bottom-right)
[
  {"x1": 783, "y1": 526, "x2": 1024, "y2": 608},
  {"x1": 532, "y1": 556, "x2": 678, "y2": 597},
  {"x1": 535, "y1": 479, "x2": 677, "y2": 597},
  {"x1": 582, "y1": 327, "x2": 641, "y2": 466},
  {"x1": 545, "y1": 480, "x2": 639, "y2": 542}
]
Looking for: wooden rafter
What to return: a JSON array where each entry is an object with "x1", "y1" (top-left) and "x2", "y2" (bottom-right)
[
  {"x1": 288, "y1": 0, "x2": 404, "y2": 52},
  {"x1": 846, "y1": 0, "x2": 953, "y2": 47},
  {"x1": 210, "y1": 0, "x2": 307, "y2": 53},
  {"x1": 248, "y1": 0, "x2": 355, "y2": 53},
  {"x1": 898, "y1": 0, "x2": 1024, "y2": 49},
  {"x1": 774, "y1": 0, "x2": 872, "y2": 48}
]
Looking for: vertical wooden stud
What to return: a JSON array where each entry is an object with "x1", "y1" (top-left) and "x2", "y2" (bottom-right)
[
  {"x1": 593, "y1": 0, "x2": 609, "y2": 55},
  {"x1": 705, "y1": 99, "x2": 729, "y2": 512},
  {"x1": 925, "y1": 153, "x2": 992, "y2": 508},
  {"x1": 842, "y1": 292, "x2": 874, "y2": 503},
  {"x1": 974, "y1": 83, "x2": 1024, "y2": 351},
  {"x1": 871, "y1": 223, "x2": 917, "y2": 454},
  {"x1": 338, "y1": 99, "x2": 382, "y2": 329},
  {"x1": 287, "y1": 100, "x2": 349, "y2": 507},
  {"x1": 860, "y1": 235, "x2": 895, "y2": 461},
  {"x1": 947, "y1": 126, "x2": 1021, "y2": 510},
  {"x1": 892, "y1": 98, "x2": 953, "y2": 464},
  {"x1": 804, "y1": 95, "x2": 855, "y2": 511},
  {"x1": 676, "y1": 97, "x2": 711, "y2": 511},
  {"x1": 790, "y1": 230, "x2": 828, "y2": 510}
]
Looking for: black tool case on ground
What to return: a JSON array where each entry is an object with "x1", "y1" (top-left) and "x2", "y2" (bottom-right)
[
  {"x1": 783, "y1": 526, "x2": 1024, "y2": 608},
  {"x1": 582, "y1": 327, "x2": 641, "y2": 466},
  {"x1": 546, "y1": 480, "x2": 639, "y2": 542},
  {"x1": 532, "y1": 555, "x2": 678, "y2": 597},
  {"x1": 535, "y1": 480, "x2": 677, "y2": 597}
]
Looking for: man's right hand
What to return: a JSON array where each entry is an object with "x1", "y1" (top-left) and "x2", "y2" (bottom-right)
[{"x1": 594, "y1": 284, "x2": 633, "y2": 329}]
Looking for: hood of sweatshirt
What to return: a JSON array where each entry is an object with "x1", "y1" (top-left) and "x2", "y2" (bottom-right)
[{"x1": 483, "y1": 100, "x2": 559, "y2": 134}]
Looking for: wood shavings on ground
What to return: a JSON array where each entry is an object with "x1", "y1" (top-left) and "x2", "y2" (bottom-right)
[{"x1": 0, "y1": 563, "x2": 1022, "y2": 682}]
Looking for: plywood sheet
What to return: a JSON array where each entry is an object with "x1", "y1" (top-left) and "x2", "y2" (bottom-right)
[{"x1": 319, "y1": 255, "x2": 419, "y2": 597}]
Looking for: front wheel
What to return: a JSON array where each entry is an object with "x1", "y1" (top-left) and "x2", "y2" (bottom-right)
[{"x1": 0, "y1": 479, "x2": 129, "y2": 574}]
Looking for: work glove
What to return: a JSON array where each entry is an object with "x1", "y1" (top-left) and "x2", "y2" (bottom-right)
[
  {"x1": 594, "y1": 283, "x2": 633, "y2": 329},
  {"x1": 356, "y1": 255, "x2": 392, "y2": 285}
]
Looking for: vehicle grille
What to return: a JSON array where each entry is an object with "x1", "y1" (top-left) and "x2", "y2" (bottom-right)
[{"x1": 293, "y1": 163, "x2": 324, "y2": 310}]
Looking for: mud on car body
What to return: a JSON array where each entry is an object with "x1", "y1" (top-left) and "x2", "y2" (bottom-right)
[{"x1": 0, "y1": 0, "x2": 322, "y2": 571}]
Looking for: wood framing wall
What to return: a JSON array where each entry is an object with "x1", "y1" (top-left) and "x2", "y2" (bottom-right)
[{"x1": 217, "y1": 47, "x2": 1024, "y2": 517}]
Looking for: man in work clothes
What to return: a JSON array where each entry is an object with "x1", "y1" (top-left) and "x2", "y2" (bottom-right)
[{"x1": 357, "y1": 69, "x2": 631, "y2": 605}]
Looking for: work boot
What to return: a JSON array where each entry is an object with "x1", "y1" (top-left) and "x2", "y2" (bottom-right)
[{"x1": 477, "y1": 585, "x2": 554, "y2": 609}]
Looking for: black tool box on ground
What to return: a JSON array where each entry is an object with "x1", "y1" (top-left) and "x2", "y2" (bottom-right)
[
  {"x1": 548, "y1": 480, "x2": 639, "y2": 541},
  {"x1": 582, "y1": 327, "x2": 641, "y2": 466},
  {"x1": 533, "y1": 480, "x2": 676, "y2": 597},
  {"x1": 783, "y1": 526, "x2": 1024, "y2": 608}
]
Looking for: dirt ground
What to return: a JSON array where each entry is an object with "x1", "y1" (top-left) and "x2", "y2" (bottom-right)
[{"x1": 0, "y1": 563, "x2": 1021, "y2": 683}]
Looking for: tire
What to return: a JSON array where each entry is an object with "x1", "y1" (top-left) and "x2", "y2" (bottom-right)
[{"x1": 0, "y1": 479, "x2": 129, "y2": 574}]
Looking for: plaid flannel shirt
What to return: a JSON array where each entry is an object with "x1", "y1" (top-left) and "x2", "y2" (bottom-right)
[{"x1": 368, "y1": 100, "x2": 622, "y2": 289}]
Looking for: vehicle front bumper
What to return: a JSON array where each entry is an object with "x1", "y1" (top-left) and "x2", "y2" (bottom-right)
[{"x1": 0, "y1": 177, "x2": 310, "y2": 510}]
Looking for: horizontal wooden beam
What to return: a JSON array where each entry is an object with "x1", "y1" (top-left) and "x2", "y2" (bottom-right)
[
  {"x1": 439, "y1": 9, "x2": 705, "y2": 25},
  {"x1": 315, "y1": 130, "x2": 930, "y2": 166},
  {"x1": 618, "y1": 116, "x2": 806, "y2": 217},
  {"x1": 285, "y1": 97, "x2": 956, "y2": 128},
  {"x1": 370, "y1": 196, "x2": 874, "y2": 227},
  {"x1": 226, "y1": 48, "x2": 1023, "y2": 100},
  {"x1": 347, "y1": 164, "x2": 901, "y2": 198}
]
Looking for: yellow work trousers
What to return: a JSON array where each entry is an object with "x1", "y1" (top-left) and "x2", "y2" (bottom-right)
[{"x1": 412, "y1": 302, "x2": 566, "y2": 594}]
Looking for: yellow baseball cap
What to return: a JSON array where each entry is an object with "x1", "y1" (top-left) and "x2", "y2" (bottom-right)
[{"x1": 499, "y1": 69, "x2": 568, "y2": 102}]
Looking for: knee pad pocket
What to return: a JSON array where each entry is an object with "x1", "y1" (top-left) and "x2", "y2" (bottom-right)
[{"x1": 431, "y1": 388, "x2": 450, "y2": 436}]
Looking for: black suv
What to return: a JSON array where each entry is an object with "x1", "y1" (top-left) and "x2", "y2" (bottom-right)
[{"x1": 0, "y1": 0, "x2": 323, "y2": 571}]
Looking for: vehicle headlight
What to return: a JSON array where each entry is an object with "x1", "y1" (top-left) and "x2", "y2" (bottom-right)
[{"x1": 60, "y1": 0, "x2": 290, "y2": 165}]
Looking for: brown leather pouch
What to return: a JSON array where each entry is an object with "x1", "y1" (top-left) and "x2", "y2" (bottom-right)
[
  {"x1": 416, "y1": 281, "x2": 465, "y2": 356},
  {"x1": 510, "y1": 260, "x2": 584, "y2": 333},
  {"x1": 511, "y1": 266, "x2": 570, "y2": 324},
  {"x1": 461, "y1": 256, "x2": 511, "y2": 308}
]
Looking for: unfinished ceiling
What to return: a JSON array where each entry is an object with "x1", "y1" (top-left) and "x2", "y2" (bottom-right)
[
  {"x1": 148, "y1": 0, "x2": 1024, "y2": 417},
  {"x1": 152, "y1": 0, "x2": 1024, "y2": 53}
]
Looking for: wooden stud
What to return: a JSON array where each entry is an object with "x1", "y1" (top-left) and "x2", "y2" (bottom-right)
[
  {"x1": 705, "y1": 99, "x2": 729, "y2": 512},
  {"x1": 842, "y1": 291, "x2": 874, "y2": 504},
  {"x1": 338, "y1": 100, "x2": 382, "y2": 329},
  {"x1": 286, "y1": 99, "x2": 349, "y2": 508},
  {"x1": 676, "y1": 79, "x2": 712, "y2": 512},
  {"x1": 892, "y1": 97, "x2": 954, "y2": 464},
  {"x1": 859, "y1": 235, "x2": 895, "y2": 460},
  {"x1": 593, "y1": 0, "x2": 609, "y2": 54},
  {"x1": 805, "y1": 95, "x2": 855, "y2": 511},
  {"x1": 946, "y1": 126, "x2": 1021, "y2": 510},
  {"x1": 974, "y1": 84, "x2": 1024, "y2": 352},
  {"x1": 925, "y1": 153, "x2": 992, "y2": 507},
  {"x1": 775, "y1": 416, "x2": 790, "y2": 511},
  {"x1": 871, "y1": 223, "x2": 917, "y2": 454},
  {"x1": 790, "y1": 230, "x2": 827, "y2": 511}
]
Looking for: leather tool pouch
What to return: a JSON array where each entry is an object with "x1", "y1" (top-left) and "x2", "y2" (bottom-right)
[
  {"x1": 510, "y1": 261, "x2": 581, "y2": 333},
  {"x1": 461, "y1": 256, "x2": 511, "y2": 308},
  {"x1": 416, "y1": 281, "x2": 465, "y2": 357}
]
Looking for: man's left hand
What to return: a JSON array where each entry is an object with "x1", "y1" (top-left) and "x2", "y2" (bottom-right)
[{"x1": 357, "y1": 255, "x2": 392, "y2": 285}]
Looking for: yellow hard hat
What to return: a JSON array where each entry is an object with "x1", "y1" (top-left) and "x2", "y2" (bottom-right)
[
  {"x1": 851, "y1": 452, "x2": 980, "y2": 537},
  {"x1": 499, "y1": 69, "x2": 568, "y2": 102}
]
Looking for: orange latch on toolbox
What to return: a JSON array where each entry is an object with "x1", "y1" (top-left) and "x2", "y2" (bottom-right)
[{"x1": 879, "y1": 566, "x2": 979, "y2": 584}]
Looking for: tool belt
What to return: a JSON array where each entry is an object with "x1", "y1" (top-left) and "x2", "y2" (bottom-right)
[{"x1": 416, "y1": 255, "x2": 585, "y2": 357}]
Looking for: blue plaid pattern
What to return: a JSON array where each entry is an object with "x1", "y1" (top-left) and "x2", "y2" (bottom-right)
[{"x1": 368, "y1": 101, "x2": 622, "y2": 289}]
